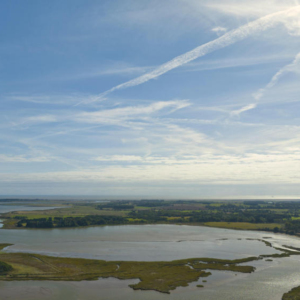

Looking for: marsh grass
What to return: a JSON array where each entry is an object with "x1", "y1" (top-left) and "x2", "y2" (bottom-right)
[
  {"x1": 0, "y1": 243, "x2": 260, "y2": 294},
  {"x1": 3, "y1": 205, "x2": 127, "y2": 220},
  {"x1": 204, "y1": 222, "x2": 282, "y2": 230}
]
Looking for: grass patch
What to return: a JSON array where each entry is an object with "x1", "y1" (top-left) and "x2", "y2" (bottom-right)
[
  {"x1": 127, "y1": 218, "x2": 145, "y2": 222},
  {"x1": 167, "y1": 217, "x2": 190, "y2": 221},
  {"x1": 204, "y1": 222, "x2": 282, "y2": 231},
  {"x1": 5, "y1": 207, "x2": 127, "y2": 220}
]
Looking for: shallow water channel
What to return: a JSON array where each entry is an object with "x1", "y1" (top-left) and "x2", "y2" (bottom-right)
[{"x1": 1, "y1": 205, "x2": 300, "y2": 299}]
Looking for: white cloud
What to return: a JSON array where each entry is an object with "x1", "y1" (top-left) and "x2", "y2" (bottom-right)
[
  {"x1": 283, "y1": 15, "x2": 300, "y2": 35},
  {"x1": 95, "y1": 155, "x2": 142, "y2": 162},
  {"x1": 49, "y1": 64, "x2": 152, "y2": 82},
  {"x1": 184, "y1": 53, "x2": 294, "y2": 72},
  {"x1": 7, "y1": 94, "x2": 96, "y2": 106},
  {"x1": 211, "y1": 26, "x2": 228, "y2": 35},
  {"x1": 74, "y1": 100, "x2": 190, "y2": 124},
  {"x1": 230, "y1": 103, "x2": 257, "y2": 116},
  {"x1": 203, "y1": 0, "x2": 298, "y2": 17},
  {"x1": 0, "y1": 154, "x2": 49, "y2": 163},
  {"x1": 26, "y1": 115, "x2": 58, "y2": 123}
]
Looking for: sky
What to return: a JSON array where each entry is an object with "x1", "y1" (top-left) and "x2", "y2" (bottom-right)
[{"x1": 1, "y1": 0, "x2": 300, "y2": 199}]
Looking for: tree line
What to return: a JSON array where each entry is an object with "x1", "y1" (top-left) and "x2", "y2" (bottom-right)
[{"x1": 18, "y1": 215, "x2": 127, "y2": 228}]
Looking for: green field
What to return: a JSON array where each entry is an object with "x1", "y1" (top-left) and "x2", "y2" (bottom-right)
[
  {"x1": 4, "y1": 205, "x2": 128, "y2": 219},
  {"x1": 204, "y1": 222, "x2": 282, "y2": 230}
]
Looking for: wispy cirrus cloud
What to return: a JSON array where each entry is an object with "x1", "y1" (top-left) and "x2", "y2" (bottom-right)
[
  {"x1": 95, "y1": 155, "x2": 143, "y2": 162},
  {"x1": 26, "y1": 115, "x2": 58, "y2": 123},
  {"x1": 211, "y1": 26, "x2": 228, "y2": 36},
  {"x1": 74, "y1": 100, "x2": 190, "y2": 124},
  {"x1": 203, "y1": 0, "x2": 298, "y2": 17},
  {"x1": 78, "y1": 5, "x2": 300, "y2": 105},
  {"x1": 184, "y1": 53, "x2": 294, "y2": 73},
  {"x1": 7, "y1": 94, "x2": 94, "y2": 106},
  {"x1": 0, "y1": 154, "x2": 50, "y2": 163},
  {"x1": 230, "y1": 104, "x2": 257, "y2": 117},
  {"x1": 45, "y1": 64, "x2": 152, "y2": 83}
]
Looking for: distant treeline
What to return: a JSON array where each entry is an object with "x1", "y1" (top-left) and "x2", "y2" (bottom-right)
[
  {"x1": 0, "y1": 199, "x2": 43, "y2": 202},
  {"x1": 97, "y1": 199, "x2": 213, "y2": 208},
  {"x1": 96, "y1": 200, "x2": 167, "y2": 210},
  {"x1": 97, "y1": 204, "x2": 135, "y2": 210},
  {"x1": 128, "y1": 209, "x2": 286, "y2": 224},
  {"x1": 135, "y1": 200, "x2": 166, "y2": 207},
  {"x1": 18, "y1": 215, "x2": 127, "y2": 228},
  {"x1": 285, "y1": 220, "x2": 300, "y2": 235},
  {"x1": 127, "y1": 208, "x2": 300, "y2": 235}
]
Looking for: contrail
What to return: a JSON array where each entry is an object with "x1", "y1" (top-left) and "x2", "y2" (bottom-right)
[
  {"x1": 231, "y1": 51, "x2": 300, "y2": 117},
  {"x1": 77, "y1": 6, "x2": 300, "y2": 105},
  {"x1": 253, "y1": 52, "x2": 300, "y2": 100},
  {"x1": 230, "y1": 103, "x2": 257, "y2": 117},
  {"x1": 230, "y1": 47, "x2": 300, "y2": 117}
]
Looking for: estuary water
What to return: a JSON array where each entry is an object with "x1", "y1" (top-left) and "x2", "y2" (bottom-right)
[
  {"x1": 1, "y1": 205, "x2": 300, "y2": 299},
  {"x1": 0, "y1": 224, "x2": 290, "y2": 260}
]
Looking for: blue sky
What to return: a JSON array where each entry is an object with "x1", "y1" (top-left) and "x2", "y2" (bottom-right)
[{"x1": 1, "y1": 0, "x2": 300, "y2": 198}]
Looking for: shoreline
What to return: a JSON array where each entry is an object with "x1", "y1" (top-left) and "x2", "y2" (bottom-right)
[{"x1": 0, "y1": 217, "x2": 295, "y2": 239}]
